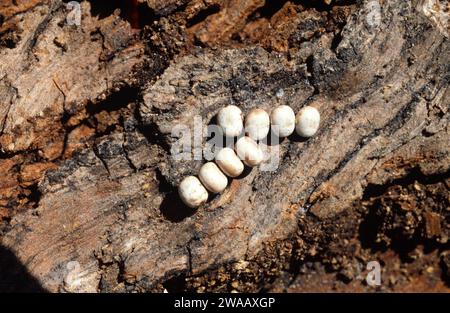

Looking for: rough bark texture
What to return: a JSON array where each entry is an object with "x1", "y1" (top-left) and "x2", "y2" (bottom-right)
[{"x1": 0, "y1": 0, "x2": 449, "y2": 292}]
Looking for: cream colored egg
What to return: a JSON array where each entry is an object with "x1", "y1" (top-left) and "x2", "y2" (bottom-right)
[
  {"x1": 178, "y1": 176, "x2": 208, "y2": 208},
  {"x1": 199, "y1": 162, "x2": 228, "y2": 193},
  {"x1": 270, "y1": 105, "x2": 296, "y2": 137},
  {"x1": 217, "y1": 105, "x2": 244, "y2": 137},
  {"x1": 295, "y1": 106, "x2": 320, "y2": 137},
  {"x1": 245, "y1": 108, "x2": 270, "y2": 140},
  {"x1": 215, "y1": 147, "x2": 244, "y2": 178},
  {"x1": 235, "y1": 136, "x2": 264, "y2": 167}
]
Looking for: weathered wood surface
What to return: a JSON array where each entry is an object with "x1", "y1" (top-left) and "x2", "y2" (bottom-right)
[{"x1": 0, "y1": 0, "x2": 449, "y2": 292}]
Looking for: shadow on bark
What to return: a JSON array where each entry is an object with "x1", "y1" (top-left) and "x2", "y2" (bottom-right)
[{"x1": 0, "y1": 245, "x2": 47, "y2": 292}]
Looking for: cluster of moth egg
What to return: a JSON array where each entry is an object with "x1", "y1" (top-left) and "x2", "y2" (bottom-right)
[{"x1": 178, "y1": 105, "x2": 321, "y2": 208}]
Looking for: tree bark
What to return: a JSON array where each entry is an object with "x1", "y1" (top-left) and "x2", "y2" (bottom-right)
[{"x1": 0, "y1": 0, "x2": 449, "y2": 292}]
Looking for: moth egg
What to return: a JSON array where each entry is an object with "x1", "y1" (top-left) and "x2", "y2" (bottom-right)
[
  {"x1": 270, "y1": 105, "x2": 296, "y2": 137},
  {"x1": 295, "y1": 106, "x2": 320, "y2": 137},
  {"x1": 199, "y1": 162, "x2": 228, "y2": 193},
  {"x1": 178, "y1": 176, "x2": 209, "y2": 208},
  {"x1": 245, "y1": 108, "x2": 270, "y2": 140},
  {"x1": 217, "y1": 105, "x2": 244, "y2": 137},
  {"x1": 235, "y1": 136, "x2": 264, "y2": 167},
  {"x1": 215, "y1": 147, "x2": 244, "y2": 178}
]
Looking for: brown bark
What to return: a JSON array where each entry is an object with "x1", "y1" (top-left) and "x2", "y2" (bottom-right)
[{"x1": 0, "y1": 0, "x2": 449, "y2": 292}]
